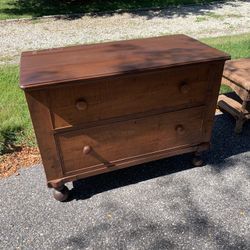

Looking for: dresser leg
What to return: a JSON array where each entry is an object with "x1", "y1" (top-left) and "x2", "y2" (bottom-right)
[
  {"x1": 235, "y1": 119, "x2": 244, "y2": 133},
  {"x1": 192, "y1": 151, "x2": 203, "y2": 167},
  {"x1": 53, "y1": 185, "x2": 69, "y2": 202},
  {"x1": 234, "y1": 99, "x2": 247, "y2": 133}
]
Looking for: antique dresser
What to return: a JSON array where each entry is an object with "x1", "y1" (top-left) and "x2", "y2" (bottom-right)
[{"x1": 20, "y1": 35, "x2": 230, "y2": 201}]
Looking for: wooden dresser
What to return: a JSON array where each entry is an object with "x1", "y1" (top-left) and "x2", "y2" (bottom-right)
[{"x1": 20, "y1": 35, "x2": 230, "y2": 201}]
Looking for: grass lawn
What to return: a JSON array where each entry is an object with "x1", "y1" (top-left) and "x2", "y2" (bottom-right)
[
  {"x1": 0, "y1": 66, "x2": 35, "y2": 154},
  {"x1": 0, "y1": 0, "x2": 220, "y2": 20},
  {"x1": 0, "y1": 33, "x2": 249, "y2": 154},
  {"x1": 201, "y1": 33, "x2": 250, "y2": 93}
]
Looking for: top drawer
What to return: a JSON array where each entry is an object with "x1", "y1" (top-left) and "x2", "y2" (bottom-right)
[{"x1": 49, "y1": 63, "x2": 210, "y2": 129}]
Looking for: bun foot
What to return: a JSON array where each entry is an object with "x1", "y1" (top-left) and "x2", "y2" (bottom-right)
[
  {"x1": 192, "y1": 152, "x2": 203, "y2": 167},
  {"x1": 53, "y1": 185, "x2": 69, "y2": 202}
]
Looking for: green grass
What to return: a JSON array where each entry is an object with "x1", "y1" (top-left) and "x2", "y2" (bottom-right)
[
  {"x1": 196, "y1": 11, "x2": 224, "y2": 22},
  {"x1": 202, "y1": 33, "x2": 250, "y2": 93},
  {"x1": 0, "y1": 33, "x2": 249, "y2": 154},
  {"x1": 0, "y1": 66, "x2": 35, "y2": 154},
  {"x1": 0, "y1": 0, "x2": 221, "y2": 20},
  {"x1": 195, "y1": 16, "x2": 208, "y2": 22},
  {"x1": 196, "y1": 12, "x2": 243, "y2": 23},
  {"x1": 202, "y1": 33, "x2": 250, "y2": 59},
  {"x1": 0, "y1": 0, "x2": 28, "y2": 20}
]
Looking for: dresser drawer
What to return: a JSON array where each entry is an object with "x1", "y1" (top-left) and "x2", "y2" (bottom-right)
[
  {"x1": 49, "y1": 64, "x2": 210, "y2": 129},
  {"x1": 56, "y1": 106, "x2": 204, "y2": 175}
]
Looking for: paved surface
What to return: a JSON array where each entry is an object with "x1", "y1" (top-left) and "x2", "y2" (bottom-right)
[
  {"x1": 1, "y1": 0, "x2": 250, "y2": 65},
  {"x1": 0, "y1": 113, "x2": 249, "y2": 249}
]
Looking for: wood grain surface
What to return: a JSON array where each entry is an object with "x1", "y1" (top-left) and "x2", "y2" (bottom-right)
[
  {"x1": 20, "y1": 35, "x2": 229, "y2": 189},
  {"x1": 20, "y1": 34, "x2": 230, "y2": 89},
  {"x1": 49, "y1": 63, "x2": 210, "y2": 129},
  {"x1": 57, "y1": 106, "x2": 204, "y2": 176}
]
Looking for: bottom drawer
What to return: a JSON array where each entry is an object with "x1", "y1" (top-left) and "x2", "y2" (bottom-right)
[{"x1": 56, "y1": 106, "x2": 205, "y2": 175}]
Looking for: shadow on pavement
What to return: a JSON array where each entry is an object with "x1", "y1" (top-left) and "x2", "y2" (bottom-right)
[{"x1": 70, "y1": 112, "x2": 250, "y2": 201}]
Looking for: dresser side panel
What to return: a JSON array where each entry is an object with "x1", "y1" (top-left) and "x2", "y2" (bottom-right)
[
  {"x1": 201, "y1": 61, "x2": 226, "y2": 142},
  {"x1": 25, "y1": 90, "x2": 63, "y2": 182}
]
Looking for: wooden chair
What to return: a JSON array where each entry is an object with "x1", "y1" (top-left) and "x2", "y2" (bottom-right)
[{"x1": 218, "y1": 59, "x2": 250, "y2": 133}]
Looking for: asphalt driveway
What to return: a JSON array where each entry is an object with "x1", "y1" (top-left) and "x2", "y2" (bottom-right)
[{"x1": 0, "y1": 113, "x2": 249, "y2": 249}]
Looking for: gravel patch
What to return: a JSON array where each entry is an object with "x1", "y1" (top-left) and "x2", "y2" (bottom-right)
[
  {"x1": 0, "y1": 113, "x2": 250, "y2": 249},
  {"x1": 0, "y1": 0, "x2": 250, "y2": 65}
]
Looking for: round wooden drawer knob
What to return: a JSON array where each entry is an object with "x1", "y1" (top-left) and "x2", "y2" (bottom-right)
[
  {"x1": 175, "y1": 125, "x2": 185, "y2": 135},
  {"x1": 76, "y1": 100, "x2": 88, "y2": 111},
  {"x1": 179, "y1": 82, "x2": 190, "y2": 94},
  {"x1": 83, "y1": 145, "x2": 92, "y2": 155}
]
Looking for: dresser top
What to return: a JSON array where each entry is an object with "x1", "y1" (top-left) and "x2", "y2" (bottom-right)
[{"x1": 20, "y1": 34, "x2": 230, "y2": 89}]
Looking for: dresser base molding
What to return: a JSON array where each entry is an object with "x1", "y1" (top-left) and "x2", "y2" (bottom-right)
[{"x1": 48, "y1": 142, "x2": 209, "y2": 189}]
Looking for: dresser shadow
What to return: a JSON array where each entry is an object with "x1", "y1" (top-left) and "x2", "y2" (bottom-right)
[{"x1": 69, "y1": 112, "x2": 250, "y2": 201}]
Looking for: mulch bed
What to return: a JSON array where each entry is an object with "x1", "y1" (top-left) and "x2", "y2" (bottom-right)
[{"x1": 0, "y1": 147, "x2": 41, "y2": 178}]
